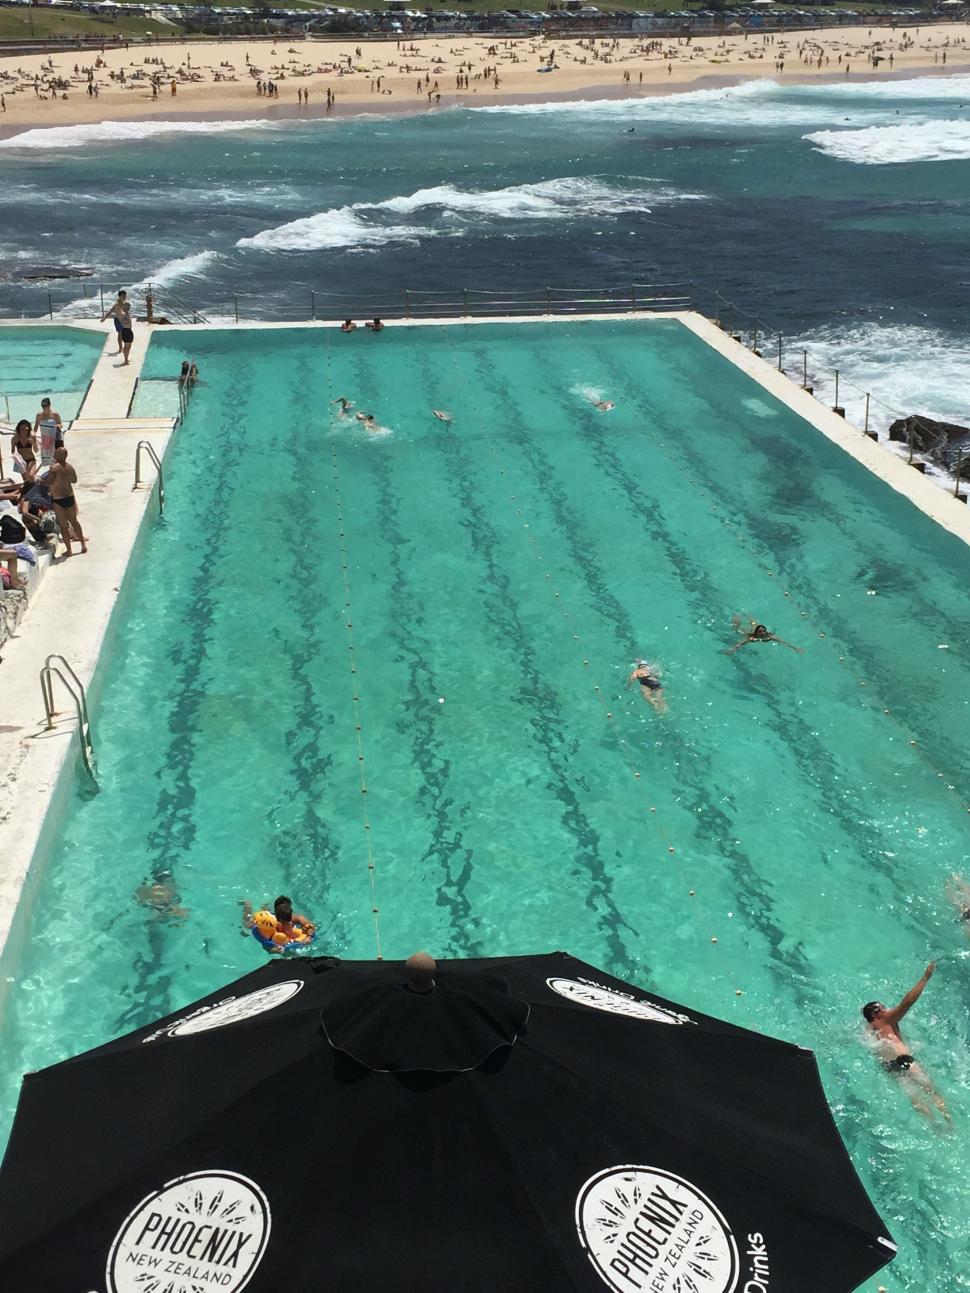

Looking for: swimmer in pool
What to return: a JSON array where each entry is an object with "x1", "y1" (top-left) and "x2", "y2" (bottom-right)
[
  {"x1": 332, "y1": 397, "x2": 354, "y2": 416},
  {"x1": 726, "y1": 615, "x2": 803, "y2": 654},
  {"x1": 594, "y1": 399, "x2": 615, "y2": 412},
  {"x1": 862, "y1": 963, "x2": 949, "y2": 1122},
  {"x1": 433, "y1": 409, "x2": 453, "y2": 423},
  {"x1": 628, "y1": 659, "x2": 666, "y2": 713},
  {"x1": 133, "y1": 870, "x2": 189, "y2": 922},
  {"x1": 945, "y1": 875, "x2": 970, "y2": 933}
]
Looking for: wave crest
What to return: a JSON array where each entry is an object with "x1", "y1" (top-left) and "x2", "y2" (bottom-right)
[
  {"x1": 805, "y1": 119, "x2": 970, "y2": 164},
  {"x1": 238, "y1": 176, "x2": 703, "y2": 252},
  {"x1": 0, "y1": 118, "x2": 280, "y2": 151}
]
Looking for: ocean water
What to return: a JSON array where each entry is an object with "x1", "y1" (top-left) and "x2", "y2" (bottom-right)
[
  {"x1": 1, "y1": 320, "x2": 968, "y2": 1291},
  {"x1": 1, "y1": 74, "x2": 969, "y2": 432}
]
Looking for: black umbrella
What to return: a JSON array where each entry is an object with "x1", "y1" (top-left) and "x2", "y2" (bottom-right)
[{"x1": 0, "y1": 951, "x2": 895, "y2": 1293}]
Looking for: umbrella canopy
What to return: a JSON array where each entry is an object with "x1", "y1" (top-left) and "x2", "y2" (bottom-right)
[{"x1": 0, "y1": 951, "x2": 895, "y2": 1293}]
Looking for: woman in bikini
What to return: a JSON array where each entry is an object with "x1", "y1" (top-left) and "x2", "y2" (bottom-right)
[{"x1": 10, "y1": 420, "x2": 37, "y2": 482}]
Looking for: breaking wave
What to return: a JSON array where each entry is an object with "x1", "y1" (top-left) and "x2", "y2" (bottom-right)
[
  {"x1": 805, "y1": 119, "x2": 970, "y2": 164},
  {"x1": 0, "y1": 117, "x2": 281, "y2": 151},
  {"x1": 238, "y1": 176, "x2": 703, "y2": 251},
  {"x1": 788, "y1": 321, "x2": 969, "y2": 431}
]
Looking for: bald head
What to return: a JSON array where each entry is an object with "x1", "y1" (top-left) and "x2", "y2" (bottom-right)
[
  {"x1": 405, "y1": 951, "x2": 436, "y2": 994},
  {"x1": 53, "y1": 446, "x2": 68, "y2": 464}
]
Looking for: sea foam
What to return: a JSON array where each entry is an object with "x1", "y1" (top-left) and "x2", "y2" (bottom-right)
[
  {"x1": 238, "y1": 176, "x2": 702, "y2": 252},
  {"x1": 0, "y1": 117, "x2": 280, "y2": 151},
  {"x1": 805, "y1": 118, "x2": 970, "y2": 164}
]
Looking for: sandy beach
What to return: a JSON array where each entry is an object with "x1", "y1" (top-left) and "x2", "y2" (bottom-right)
[{"x1": 1, "y1": 23, "x2": 968, "y2": 135}]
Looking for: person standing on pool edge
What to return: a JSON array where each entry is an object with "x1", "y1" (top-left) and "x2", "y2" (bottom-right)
[
  {"x1": 101, "y1": 289, "x2": 128, "y2": 356},
  {"x1": 862, "y1": 963, "x2": 950, "y2": 1122},
  {"x1": 47, "y1": 446, "x2": 87, "y2": 557}
]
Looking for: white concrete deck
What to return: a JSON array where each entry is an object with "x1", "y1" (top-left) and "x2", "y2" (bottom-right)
[{"x1": 0, "y1": 321, "x2": 176, "y2": 994}]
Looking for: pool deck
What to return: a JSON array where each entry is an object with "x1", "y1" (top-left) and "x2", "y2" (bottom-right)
[
  {"x1": 0, "y1": 310, "x2": 967, "y2": 1007},
  {"x1": 0, "y1": 320, "x2": 176, "y2": 990}
]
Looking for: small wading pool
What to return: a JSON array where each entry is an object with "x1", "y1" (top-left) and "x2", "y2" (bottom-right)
[
  {"x1": 0, "y1": 324, "x2": 103, "y2": 424},
  {"x1": 2, "y1": 319, "x2": 968, "y2": 1291}
]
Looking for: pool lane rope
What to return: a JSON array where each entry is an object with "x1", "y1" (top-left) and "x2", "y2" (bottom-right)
[
  {"x1": 442, "y1": 340, "x2": 745, "y2": 997},
  {"x1": 598, "y1": 371, "x2": 970, "y2": 819},
  {"x1": 329, "y1": 438, "x2": 384, "y2": 961}
]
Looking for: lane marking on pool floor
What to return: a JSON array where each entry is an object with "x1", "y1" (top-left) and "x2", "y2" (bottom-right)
[
  {"x1": 442, "y1": 341, "x2": 746, "y2": 997},
  {"x1": 330, "y1": 437, "x2": 384, "y2": 961},
  {"x1": 610, "y1": 380, "x2": 970, "y2": 818}
]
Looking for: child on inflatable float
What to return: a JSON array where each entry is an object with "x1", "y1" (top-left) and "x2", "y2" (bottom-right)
[{"x1": 246, "y1": 894, "x2": 316, "y2": 953}]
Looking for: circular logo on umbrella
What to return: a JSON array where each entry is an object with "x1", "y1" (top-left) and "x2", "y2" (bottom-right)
[
  {"x1": 546, "y1": 977, "x2": 693, "y2": 1025},
  {"x1": 106, "y1": 1170, "x2": 271, "y2": 1293},
  {"x1": 143, "y1": 980, "x2": 304, "y2": 1042},
  {"x1": 576, "y1": 1166, "x2": 738, "y2": 1293}
]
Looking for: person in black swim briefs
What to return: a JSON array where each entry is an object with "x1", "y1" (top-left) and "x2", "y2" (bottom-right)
[
  {"x1": 862, "y1": 962, "x2": 949, "y2": 1122},
  {"x1": 47, "y1": 447, "x2": 86, "y2": 557}
]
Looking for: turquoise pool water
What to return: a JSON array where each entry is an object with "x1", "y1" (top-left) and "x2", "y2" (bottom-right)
[
  {"x1": 2, "y1": 320, "x2": 968, "y2": 1289},
  {"x1": 0, "y1": 324, "x2": 103, "y2": 424}
]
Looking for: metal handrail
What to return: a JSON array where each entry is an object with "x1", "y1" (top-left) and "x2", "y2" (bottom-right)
[
  {"x1": 134, "y1": 440, "x2": 165, "y2": 516},
  {"x1": 40, "y1": 654, "x2": 96, "y2": 781}
]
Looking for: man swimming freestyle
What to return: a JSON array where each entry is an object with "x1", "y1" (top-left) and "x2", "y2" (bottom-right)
[{"x1": 862, "y1": 962, "x2": 949, "y2": 1122}]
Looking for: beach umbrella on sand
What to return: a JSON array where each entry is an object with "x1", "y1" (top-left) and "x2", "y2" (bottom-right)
[{"x1": 0, "y1": 951, "x2": 896, "y2": 1293}]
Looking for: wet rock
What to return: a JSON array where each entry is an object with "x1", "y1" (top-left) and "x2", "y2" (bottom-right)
[{"x1": 887, "y1": 414, "x2": 970, "y2": 462}]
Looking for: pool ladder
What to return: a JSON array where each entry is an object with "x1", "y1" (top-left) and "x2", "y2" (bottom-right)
[
  {"x1": 134, "y1": 440, "x2": 165, "y2": 516},
  {"x1": 40, "y1": 654, "x2": 96, "y2": 782}
]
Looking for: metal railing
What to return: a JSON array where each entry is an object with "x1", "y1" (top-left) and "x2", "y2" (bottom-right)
[
  {"x1": 134, "y1": 440, "x2": 165, "y2": 516},
  {"x1": 687, "y1": 282, "x2": 969, "y2": 496},
  {"x1": 40, "y1": 654, "x2": 96, "y2": 782},
  {"x1": 25, "y1": 276, "x2": 969, "y2": 494}
]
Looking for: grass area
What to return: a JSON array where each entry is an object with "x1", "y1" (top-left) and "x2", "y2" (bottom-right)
[{"x1": 0, "y1": 9, "x2": 173, "y2": 40}]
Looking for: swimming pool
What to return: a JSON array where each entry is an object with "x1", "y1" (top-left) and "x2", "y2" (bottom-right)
[
  {"x1": 0, "y1": 324, "x2": 104, "y2": 424},
  {"x1": 2, "y1": 319, "x2": 967, "y2": 1290}
]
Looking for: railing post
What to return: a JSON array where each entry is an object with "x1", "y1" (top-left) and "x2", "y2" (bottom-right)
[
  {"x1": 48, "y1": 291, "x2": 53, "y2": 320},
  {"x1": 463, "y1": 287, "x2": 469, "y2": 318},
  {"x1": 99, "y1": 282, "x2": 105, "y2": 315},
  {"x1": 802, "y1": 350, "x2": 808, "y2": 388},
  {"x1": 954, "y1": 454, "x2": 963, "y2": 498},
  {"x1": 545, "y1": 286, "x2": 551, "y2": 313},
  {"x1": 311, "y1": 290, "x2": 316, "y2": 321},
  {"x1": 631, "y1": 283, "x2": 636, "y2": 310},
  {"x1": 864, "y1": 392, "x2": 870, "y2": 435},
  {"x1": 234, "y1": 294, "x2": 239, "y2": 325},
  {"x1": 834, "y1": 369, "x2": 840, "y2": 408},
  {"x1": 777, "y1": 333, "x2": 783, "y2": 372},
  {"x1": 404, "y1": 288, "x2": 411, "y2": 319},
  {"x1": 752, "y1": 322, "x2": 759, "y2": 353}
]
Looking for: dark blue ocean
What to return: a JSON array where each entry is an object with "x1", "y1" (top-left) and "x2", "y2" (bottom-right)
[{"x1": 1, "y1": 73, "x2": 969, "y2": 432}]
